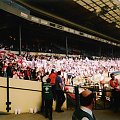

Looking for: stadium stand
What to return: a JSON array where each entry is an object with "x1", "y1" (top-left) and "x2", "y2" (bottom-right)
[{"x1": 0, "y1": 1, "x2": 120, "y2": 118}]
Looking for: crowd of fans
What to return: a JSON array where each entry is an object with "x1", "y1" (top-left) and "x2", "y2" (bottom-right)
[{"x1": 0, "y1": 50, "x2": 120, "y2": 85}]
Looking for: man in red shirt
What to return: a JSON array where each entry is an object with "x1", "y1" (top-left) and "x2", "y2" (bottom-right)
[
  {"x1": 49, "y1": 69, "x2": 57, "y2": 100},
  {"x1": 110, "y1": 73, "x2": 119, "y2": 89},
  {"x1": 109, "y1": 73, "x2": 120, "y2": 112}
]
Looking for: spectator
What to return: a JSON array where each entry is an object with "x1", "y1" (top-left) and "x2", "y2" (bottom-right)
[
  {"x1": 24, "y1": 66, "x2": 31, "y2": 80},
  {"x1": 0, "y1": 59, "x2": 3, "y2": 76},
  {"x1": 36, "y1": 71, "x2": 42, "y2": 81},
  {"x1": 3, "y1": 61, "x2": 8, "y2": 77},
  {"x1": 12, "y1": 69, "x2": 19, "y2": 79},
  {"x1": 18, "y1": 70, "x2": 24, "y2": 79},
  {"x1": 43, "y1": 72, "x2": 49, "y2": 83},
  {"x1": 31, "y1": 67, "x2": 37, "y2": 81}
]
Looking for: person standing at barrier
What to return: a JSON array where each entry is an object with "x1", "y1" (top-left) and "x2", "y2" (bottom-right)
[
  {"x1": 72, "y1": 89, "x2": 96, "y2": 120},
  {"x1": 43, "y1": 78, "x2": 53, "y2": 120},
  {"x1": 109, "y1": 73, "x2": 120, "y2": 112},
  {"x1": 55, "y1": 71, "x2": 65, "y2": 112},
  {"x1": 49, "y1": 69, "x2": 57, "y2": 100},
  {"x1": 24, "y1": 66, "x2": 31, "y2": 80}
]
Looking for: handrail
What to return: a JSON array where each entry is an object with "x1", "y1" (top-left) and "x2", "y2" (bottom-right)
[{"x1": 0, "y1": 85, "x2": 42, "y2": 92}]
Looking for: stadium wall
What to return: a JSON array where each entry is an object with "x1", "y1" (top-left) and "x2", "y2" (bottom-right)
[
  {"x1": 0, "y1": 77, "x2": 42, "y2": 113},
  {"x1": 0, "y1": 77, "x2": 67, "y2": 113}
]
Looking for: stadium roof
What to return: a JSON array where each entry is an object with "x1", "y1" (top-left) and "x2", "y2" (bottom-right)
[
  {"x1": 0, "y1": 0, "x2": 119, "y2": 48},
  {"x1": 74, "y1": 0, "x2": 120, "y2": 29},
  {"x1": 15, "y1": 0, "x2": 120, "y2": 41}
]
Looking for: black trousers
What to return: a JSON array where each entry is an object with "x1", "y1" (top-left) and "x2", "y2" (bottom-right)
[
  {"x1": 44, "y1": 99, "x2": 53, "y2": 120},
  {"x1": 111, "y1": 89, "x2": 120, "y2": 111},
  {"x1": 52, "y1": 85, "x2": 56, "y2": 100},
  {"x1": 55, "y1": 90, "x2": 65, "y2": 111}
]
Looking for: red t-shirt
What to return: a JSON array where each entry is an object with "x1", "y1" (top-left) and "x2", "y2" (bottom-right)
[
  {"x1": 49, "y1": 73, "x2": 57, "y2": 85},
  {"x1": 110, "y1": 79, "x2": 119, "y2": 88}
]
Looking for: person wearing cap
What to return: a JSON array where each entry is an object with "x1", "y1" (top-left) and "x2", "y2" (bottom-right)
[{"x1": 72, "y1": 89, "x2": 96, "y2": 120}]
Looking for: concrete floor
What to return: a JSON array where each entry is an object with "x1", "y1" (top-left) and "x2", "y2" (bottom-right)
[{"x1": 0, "y1": 109, "x2": 120, "y2": 120}]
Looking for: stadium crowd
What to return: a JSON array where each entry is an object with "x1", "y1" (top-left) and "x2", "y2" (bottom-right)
[{"x1": 0, "y1": 50, "x2": 120, "y2": 85}]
